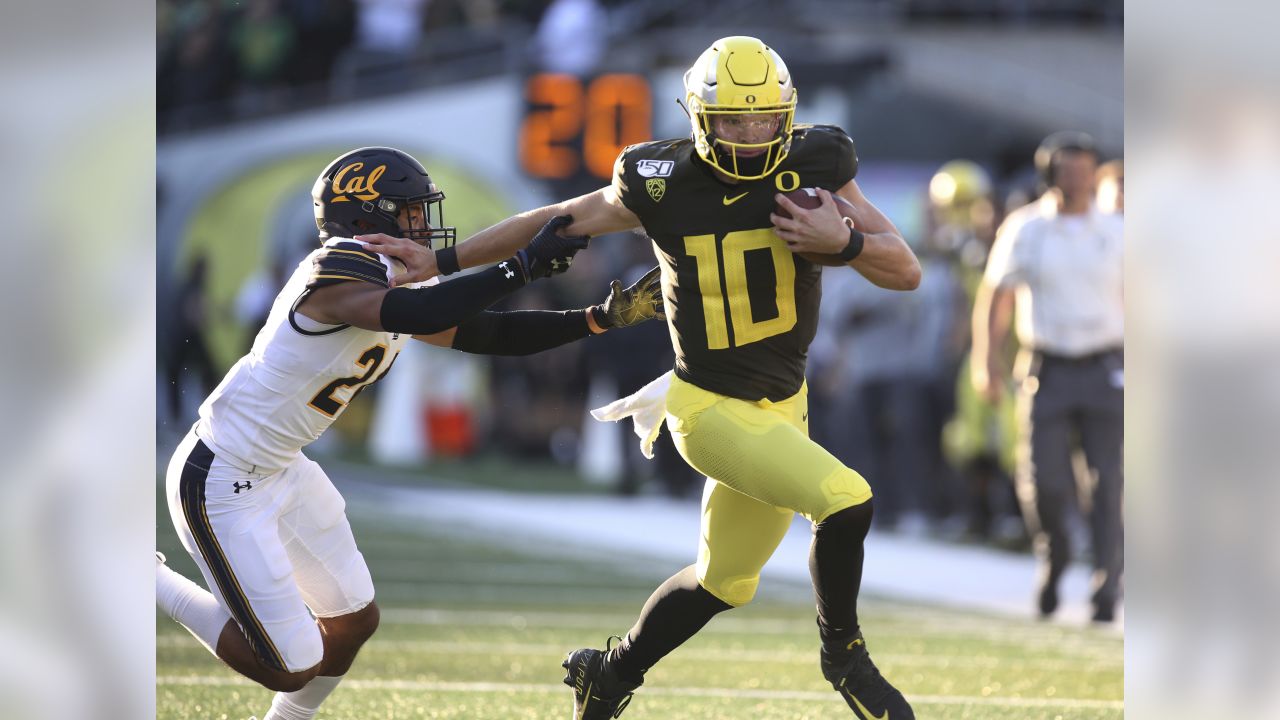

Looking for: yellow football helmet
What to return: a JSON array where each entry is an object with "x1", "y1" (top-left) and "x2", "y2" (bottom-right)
[
  {"x1": 929, "y1": 160, "x2": 992, "y2": 209},
  {"x1": 684, "y1": 36, "x2": 797, "y2": 181},
  {"x1": 929, "y1": 159, "x2": 994, "y2": 234}
]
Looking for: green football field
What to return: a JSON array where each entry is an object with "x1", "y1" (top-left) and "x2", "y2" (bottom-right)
[{"x1": 156, "y1": 486, "x2": 1123, "y2": 720}]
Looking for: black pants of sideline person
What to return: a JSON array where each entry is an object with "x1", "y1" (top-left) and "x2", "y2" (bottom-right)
[{"x1": 1016, "y1": 349, "x2": 1124, "y2": 621}]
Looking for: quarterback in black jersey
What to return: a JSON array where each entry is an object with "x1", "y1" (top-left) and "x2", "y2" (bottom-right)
[{"x1": 364, "y1": 37, "x2": 921, "y2": 720}]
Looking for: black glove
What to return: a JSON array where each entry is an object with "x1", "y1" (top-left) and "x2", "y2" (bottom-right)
[
  {"x1": 590, "y1": 266, "x2": 667, "y2": 330},
  {"x1": 515, "y1": 215, "x2": 590, "y2": 281}
]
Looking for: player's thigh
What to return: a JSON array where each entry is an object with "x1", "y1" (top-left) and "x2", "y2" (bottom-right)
[
  {"x1": 167, "y1": 436, "x2": 323, "y2": 673},
  {"x1": 666, "y1": 380, "x2": 871, "y2": 522},
  {"x1": 696, "y1": 478, "x2": 794, "y2": 606},
  {"x1": 279, "y1": 456, "x2": 374, "y2": 619}
]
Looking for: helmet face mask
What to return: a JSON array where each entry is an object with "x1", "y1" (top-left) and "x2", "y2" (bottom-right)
[
  {"x1": 394, "y1": 196, "x2": 455, "y2": 248},
  {"x1": 313, "y1": 147, "x2": 457, "y2": 249},
  {"x1": 685, "y1": 36, "x2": 797, "y2": 181}
]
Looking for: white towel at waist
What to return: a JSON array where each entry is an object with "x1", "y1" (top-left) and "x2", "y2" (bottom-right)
[{"x1": 590, "y1": 371, "x2": 673, "y2": 459}]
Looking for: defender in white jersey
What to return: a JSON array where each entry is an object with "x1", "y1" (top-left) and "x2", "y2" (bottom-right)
[{"x1": 157, "y1": 147, "x2": 665, "y2": 720}]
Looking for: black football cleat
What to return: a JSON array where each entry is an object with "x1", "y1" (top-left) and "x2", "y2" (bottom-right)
[
  {"x1": 1037, "y1": 580, "x2": 1060, "y2": 619},
  {"x1": 821, "y1": 632, "x2": 915, "y2": 720},
  {"x1": 562, "y1": 638, "x2": 641, "y2": 720}
]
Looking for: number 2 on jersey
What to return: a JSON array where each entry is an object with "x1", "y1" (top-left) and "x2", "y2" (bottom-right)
[
  {"x1": 308, "y1": 344, "x2": 392, "y2": 417},
  {"x1": 685, "y1": 229, "x2": 797, "y2": 349}
]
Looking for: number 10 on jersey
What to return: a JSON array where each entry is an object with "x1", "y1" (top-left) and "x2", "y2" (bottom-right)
[{"x1": 685, "y1": 229, "x2": 797, "y2": 349}]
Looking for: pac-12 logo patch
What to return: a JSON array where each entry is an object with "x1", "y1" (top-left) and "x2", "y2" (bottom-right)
[
  {"x1": 646, "y1": 178, "x2": 666, "y2": 202},
  {"x1": 637, "y1": 159, "x2": 674, "y2": 178}
]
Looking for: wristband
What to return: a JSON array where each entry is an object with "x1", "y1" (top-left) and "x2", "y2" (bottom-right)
[
  {"x1": 588, "y1": 306, "x2": 609, "y2": 333},
  {"x1": 512, "y1": 249, "x2": 533, "y2": 283},
  {"x1": 435, "y1": 245, "x2": 461, "y2": 276},
  {"x1": 839, "y1": 226, "x2": 865, "y2": 262}
]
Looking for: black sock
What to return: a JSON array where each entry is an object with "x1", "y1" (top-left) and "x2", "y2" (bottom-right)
[
  {"x1": 810, "y1": 500, "x2": 874, "y2": 649},
  {"x1": 608, "y1": 565, "x2": 732, "y2": 682}
]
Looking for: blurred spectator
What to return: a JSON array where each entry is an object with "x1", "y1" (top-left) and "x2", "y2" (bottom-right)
[
  {"x1": 588, "y1": 246, "x2": 698, "y2": 498},
  {"x1": 533, "y1": 0, "x2": 607, "y2": 76},
  {"x1": 228, "y1": 0, "x2": 298, "y2": 115},
  {"x1": 928, "y1": 160, "x2": 1025, "y2": 542},
  {"x1": 282, "y1": 0, "x2": 356, "y2": 86},
  {"x1": 230, "y1": 0, "x2": 297, "y2": 87},
  {"x1": 425, "y1": 0, "x2": 499, "y2": 30},
  {"x1": 970, "y1": 131, "x2": 1124, "y2": 622},
  {"x1": 1096, "y1": 158, "x2": 1123, "y2": 214},
  {"x1": 354, "y1": 0, "x2": 428, "y2": 53},
  {"x1": 820, "y1": 271, "x2": 920, "y2": 530},
  {"x1": 163, "y1": 253, "x2": 218, "y2": 425},
  {"x1": 485, "y1": 283, "x2": 591, "y2": 461},
  {"x1": 159, "y1": 4, "x2": 234, "y2": 127},
  {"x1": 234, "y1": 258, "x2": 289, "y2": 352}
]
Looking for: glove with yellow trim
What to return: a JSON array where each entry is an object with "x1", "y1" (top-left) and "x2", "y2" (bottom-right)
[{"x1": 590, "y1": 266, "x2": 666, "y2": 330}]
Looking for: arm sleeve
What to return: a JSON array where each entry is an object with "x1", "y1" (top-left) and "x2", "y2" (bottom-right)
[
  {"x1": 379, "y1": 259, "x2": 528, "y2": 335},
  {"x1": 450, "y1": 309, "x2": 593, "y2": 356}
]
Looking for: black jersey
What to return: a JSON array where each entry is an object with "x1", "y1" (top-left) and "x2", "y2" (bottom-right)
[{"x1": 612, "y1": 124, "x2": 858, "y2": 402}]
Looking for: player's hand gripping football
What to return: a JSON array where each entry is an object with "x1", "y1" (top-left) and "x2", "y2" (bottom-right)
[
  {"x1": 590, "y1": 266, "x2": 666, "y2": 330},
  {"x1": 771, "y1": 187, "x2": 853, "y2": 255},
  {"x1": 515, "y1": 215, "x2": 590, "y2": 280}
]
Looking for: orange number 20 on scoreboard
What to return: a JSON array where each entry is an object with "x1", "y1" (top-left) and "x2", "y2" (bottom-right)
[{"x1": 519, "y1": 73, "x2": 652, "y2": 181}]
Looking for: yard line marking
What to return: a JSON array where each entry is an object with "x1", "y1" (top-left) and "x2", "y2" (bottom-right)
[
  {"x1": 156, "y1": 635, "x2": 1120, "y2": 670},
  {"x1": 374, "y1": 608, "x2": 1121, "y2": 653},
  {"x1": 157, "y1": 675, "x2": 1123, "y2": 710}
]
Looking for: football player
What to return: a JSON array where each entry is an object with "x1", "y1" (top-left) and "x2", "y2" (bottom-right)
[
  {"x1": 362, "y1": 37, "x2": 921, "y2": 720},
  {"x1": 155, "y1": 146, "x2": 664, "y2": 720}
]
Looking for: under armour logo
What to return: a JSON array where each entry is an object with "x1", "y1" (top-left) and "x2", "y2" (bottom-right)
[
  {"x1": 233, "y1": 481, "x2": 252, "y2": 494},
  {"x1": 499, "y1": 261, "x2": 514, "y2": 279}
]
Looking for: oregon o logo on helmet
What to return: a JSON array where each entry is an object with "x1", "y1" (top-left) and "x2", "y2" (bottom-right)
[{"x1": 746, "y1": 94, "x2": 756, "y2": 103}]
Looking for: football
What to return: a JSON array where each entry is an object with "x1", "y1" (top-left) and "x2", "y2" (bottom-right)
[{"x1": 775, "y1": 188, "x2": 858, "y2": 266}]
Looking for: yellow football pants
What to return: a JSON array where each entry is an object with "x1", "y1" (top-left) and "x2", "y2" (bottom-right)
[{"x1": 664, "y1": 374, "x2": 873, "y2": 606}]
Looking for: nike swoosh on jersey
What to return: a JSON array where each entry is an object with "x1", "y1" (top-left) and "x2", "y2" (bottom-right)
[{"x1": 723, "y1": 191, "x2": 749, "y2": 205}]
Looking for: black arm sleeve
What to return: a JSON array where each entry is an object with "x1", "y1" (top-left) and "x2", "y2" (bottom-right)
[
  {"x1": 450, "y1": 309, "x2": 593, "y2": 356},
  {"x1": 379, "y1": 258, "x2": 527, "y2": 335}
]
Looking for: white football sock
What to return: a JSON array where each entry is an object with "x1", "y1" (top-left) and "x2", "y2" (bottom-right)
[
  {"x1": 156, "y1": 558, "x2": 231, "y2": 655},
  {"x1": 263, "y1": 675, "x2": 344, "y2": 720}
]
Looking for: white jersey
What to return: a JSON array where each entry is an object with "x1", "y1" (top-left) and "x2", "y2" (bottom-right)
[{"x1": 195, "y1": 238, "x2": 427, "y2": 472}]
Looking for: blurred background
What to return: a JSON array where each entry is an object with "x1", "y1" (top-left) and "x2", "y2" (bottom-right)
[{"x1": 152, "y1": 1, "x2": 1132, "y2": 718}]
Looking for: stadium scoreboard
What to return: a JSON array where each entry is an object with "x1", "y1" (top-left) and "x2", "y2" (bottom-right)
[{"x1": 519, "y1": 73, "x2": 653, "y2": 183}]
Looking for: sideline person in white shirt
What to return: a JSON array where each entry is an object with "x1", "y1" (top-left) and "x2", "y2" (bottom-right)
[{"x1": 970, "y1": 132, "x2": 1124, "y2": 622}]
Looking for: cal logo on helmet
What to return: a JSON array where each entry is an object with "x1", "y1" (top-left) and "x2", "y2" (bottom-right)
[
  {"x1": 312, "y1": 147, "x2": 457, "y2": 249},
  {"x1": 330, "y1": 162, "x2": 386, "y2": 202}
]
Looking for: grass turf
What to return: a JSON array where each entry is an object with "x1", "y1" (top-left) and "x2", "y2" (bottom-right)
[{"x1": 157, "y1": 487, "x2": 1122, "y2": 719}]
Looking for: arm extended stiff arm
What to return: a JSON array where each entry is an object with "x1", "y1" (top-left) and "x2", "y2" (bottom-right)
[
  {"x1": 450, "y1": 309, "x2": 596, "y2": 356},
  {"x1": 379, "y1": 259, "x2": 526, "y2": 335}
]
